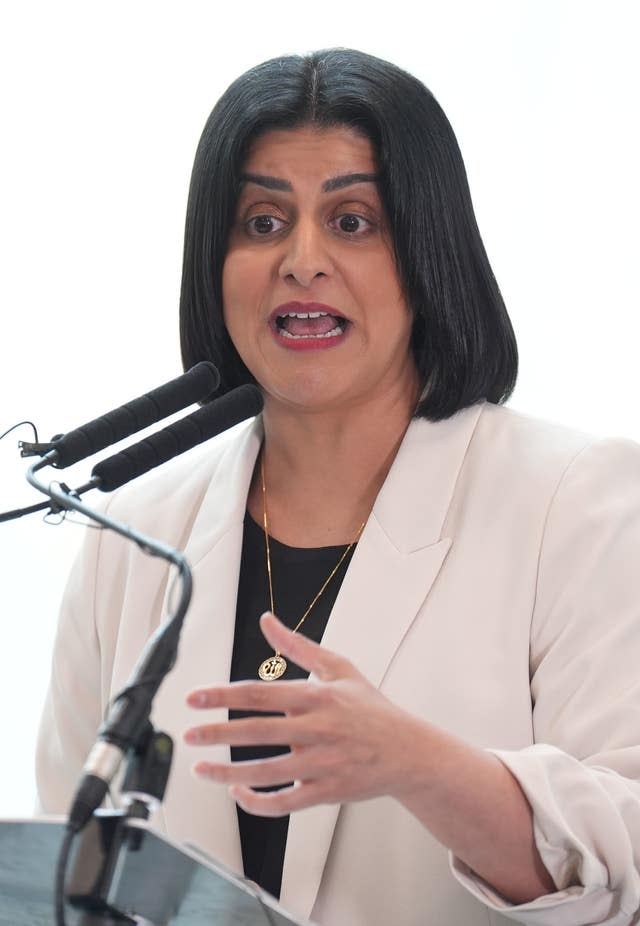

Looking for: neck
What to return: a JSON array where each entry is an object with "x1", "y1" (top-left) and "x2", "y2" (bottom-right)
[{"x1": 248, "y1": 388, "x2": 418, "y2": 547}]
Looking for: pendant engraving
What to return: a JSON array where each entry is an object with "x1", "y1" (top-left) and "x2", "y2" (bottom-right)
[{"x1": 258, "y1": 654, "x2": 287, "y2": 681}]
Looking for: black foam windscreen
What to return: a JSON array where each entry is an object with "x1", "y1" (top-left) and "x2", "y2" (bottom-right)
[
  {"x1": 91, "y1": 384, "x2": 263, "y2": 492},
  {"x1": 52, "y1": 362, "x2": 220, "y2": 468}
]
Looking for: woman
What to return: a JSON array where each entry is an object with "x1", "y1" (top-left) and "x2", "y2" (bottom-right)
[{"x1": 37, "y1": 49, "x2": 640, "y2": 925}]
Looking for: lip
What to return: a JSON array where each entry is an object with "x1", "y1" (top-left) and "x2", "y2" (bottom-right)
[
  {"x1": 268, "y1": 302, "x2": 350, "y2": 325},
  {"x1": 268, "y1": 301, "x2": 351, "y2": 352}
]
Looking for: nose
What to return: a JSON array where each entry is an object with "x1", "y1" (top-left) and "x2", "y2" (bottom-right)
[{"x1": 278, "y1": 219, "x2": 333, "y2": 287}]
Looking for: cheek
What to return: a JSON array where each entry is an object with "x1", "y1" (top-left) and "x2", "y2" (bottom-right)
[
  {"x1": 222, "y1": 250, "x2": 270, "y2": 326},
  {"x1": 221, "y1": 253, "x2": 243, "y2": 320},
  {"x1": 356, "y1": 268, "x2": 411, "y2": 339},
  {"x1": 358, "y1": 251, "x2": 404, "y2": 303}
]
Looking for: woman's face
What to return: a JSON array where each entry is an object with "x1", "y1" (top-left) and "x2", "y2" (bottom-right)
[{"x1": 222, "y1": 125, "x2": 420, "y2": 415}]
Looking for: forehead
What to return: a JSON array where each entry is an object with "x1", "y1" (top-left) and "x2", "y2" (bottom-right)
[{"x1": 241, "y1": 125, "x2": 378, "y2": 180}]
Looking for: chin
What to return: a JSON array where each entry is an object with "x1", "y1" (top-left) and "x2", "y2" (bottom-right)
[{"x1": 264, "y1": 379, "x2": 354, "y2": 414}]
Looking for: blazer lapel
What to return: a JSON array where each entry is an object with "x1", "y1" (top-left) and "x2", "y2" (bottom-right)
[
  {"x1": 152, "y1": 419, "x2": 263, "y2": 872},
  {"x1": 280, "y1": 403, "x2": 484, "y2": 920}
]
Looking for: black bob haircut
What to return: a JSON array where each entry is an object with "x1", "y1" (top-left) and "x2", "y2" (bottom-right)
[{"x1": 179, "y1": 48, "x2": 517, "y2": 420}]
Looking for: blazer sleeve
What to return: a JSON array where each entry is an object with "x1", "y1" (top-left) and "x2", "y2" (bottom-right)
[
  {"x1": 451, "y1": 437, "x2": 640, "y2": 925},
  {"x1": 35, "y1": 513, "x2": 107, "y2": 815}
]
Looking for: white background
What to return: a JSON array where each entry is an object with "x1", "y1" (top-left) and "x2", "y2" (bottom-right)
[{"x1": 0, "y1": 0, "x2": 638, "y2": 815}]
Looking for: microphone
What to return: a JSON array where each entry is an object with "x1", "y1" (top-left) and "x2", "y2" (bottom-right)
[
  {"x1": 65, "y1": 383, "x2": 263, "y2": 833},
  {"x1": 91, "y1": 384, "x2": 264, "y2": 492},
  {"x1": 49, "y1": 362, "x2": 220, "y2": 468},
  {"x1": 67, "y1": 604, "x2": 188, "y2": 833}
]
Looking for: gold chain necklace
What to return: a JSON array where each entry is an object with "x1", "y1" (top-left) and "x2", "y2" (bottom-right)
[{"x1": 257, "y1": 454, "x2": 365, "y2": 681}]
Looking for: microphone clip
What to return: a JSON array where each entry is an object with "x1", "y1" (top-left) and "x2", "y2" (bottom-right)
[{"x1": 19, "y1": 434, "x2": 64, "y2": 458}]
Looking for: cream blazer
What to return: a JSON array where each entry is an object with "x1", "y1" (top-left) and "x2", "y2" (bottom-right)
[{"x1": 36, "y1": 402, "x2": 640, "y2": 926}]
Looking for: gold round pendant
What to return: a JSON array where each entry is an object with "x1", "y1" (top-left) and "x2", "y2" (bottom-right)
[{"x1": 258, "y1": 654, "x2": 287, "y2": 681}]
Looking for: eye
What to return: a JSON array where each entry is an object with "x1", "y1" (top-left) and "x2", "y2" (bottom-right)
[
  {"x1": 331, "y1": 213, "x2": 373, "y2": 235},
  {"x1": 245, "y1": 214, "x2": 287, "y2": 236}
]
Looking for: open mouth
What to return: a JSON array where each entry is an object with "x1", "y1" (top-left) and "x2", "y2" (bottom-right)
[{"x1": 275, "y1": 310, "x2": 348, "y2": 340}]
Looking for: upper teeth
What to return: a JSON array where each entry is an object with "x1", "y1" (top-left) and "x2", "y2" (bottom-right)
[{"x1": 282, "y1": 311, "x2": 328, "y2": 319}]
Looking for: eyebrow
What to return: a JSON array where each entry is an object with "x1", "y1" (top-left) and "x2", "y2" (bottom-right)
[
  {"x1": 239, "y1": 172, "x2": 379, "y2": 193},
  {"x1": 323, "y1": 172, "x2": 379, "y2": 192}
]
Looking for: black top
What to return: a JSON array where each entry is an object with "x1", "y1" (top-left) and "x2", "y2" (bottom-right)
[{"x1": 229, "y1": 512, "x2": 356, "y2": 899}]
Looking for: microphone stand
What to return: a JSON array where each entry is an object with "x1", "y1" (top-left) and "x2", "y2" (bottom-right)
[{"x1": 27, "y1": 450, "x2": 193, "y2": 923}]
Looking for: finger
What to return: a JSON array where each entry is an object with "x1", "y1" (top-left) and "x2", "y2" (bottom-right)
[
  {"x1": 259, "y1": 612, "x2": 355, "y2": 681},
  {"x1": 193, "y1": 752, "x2": 318, "y2": 788},
  {"x1": 229, "y1": 779, "x2": 338, "y2": 817},
  {"x1": 184, "y1": 715, "x2": 318, "y2": 747},
  {"x1": 186, "y1": 678, "x2": 318, "y2": 711}
]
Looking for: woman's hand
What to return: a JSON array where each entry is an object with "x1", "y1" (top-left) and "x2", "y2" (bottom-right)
[
  {"x1": 183, "y1": 611, "x2": 418, "y2": 816},
  {"x1": 184, "y1": 612, "x2": 555, "y2": 901}
]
